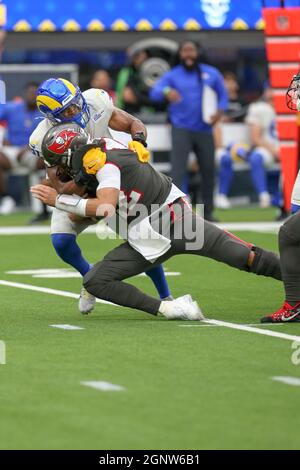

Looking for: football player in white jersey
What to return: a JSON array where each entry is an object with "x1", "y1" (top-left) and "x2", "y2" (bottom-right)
[
  {"x1": 245, "y1": 84, "x2": 280, "y2": 208},
  {"x1": 29, "y1": 78, "x2": 172, "y2": 314},
  {"x1": 259, "y1": 73, "x2": 300, "y2": 322}
]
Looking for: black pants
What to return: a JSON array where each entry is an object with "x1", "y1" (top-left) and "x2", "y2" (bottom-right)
[
  {"x1": 171, "y1": 127, "x2": 215, "y2": 217},
  {"x1": 84, "y1": 200, "x2": 281, "y2": 316}
]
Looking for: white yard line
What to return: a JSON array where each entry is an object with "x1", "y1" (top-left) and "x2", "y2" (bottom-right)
[
  {"x1": 1, "y1": 279, "x2": 300, "y2": 343},
  {"x1": 50, "y1": 324, "x2": 85, "y2": 331},
  {"x1": 272, "y1": 376, "x2": 300, "y2": 386},
  {"x1": 6, "y1": 268, "x2": 181, "y2": 278},
  {"x1": 80, "y1": 381, "x2": 125, "y2": 392},
  {"x1": 0, "y1": 279, "x2": 121, "y2": 307},
  {"x1": 203, "y1": 319, "x2": 300, "y2": 343},
  {"x1": 0, "y1": 221, "x2": 281, "y2": 236}
]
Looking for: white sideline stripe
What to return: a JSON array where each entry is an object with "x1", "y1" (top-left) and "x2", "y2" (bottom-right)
[
  {"x1": 0, "y1": 221, "x2": 281, "y2": 235},
  {"x1": 50, "y1": 324, "x2": 85, "y2": 331},
  {"x1": 2, "y1": 279, "x2": 300, "y2": 343},
  {"x1": 0, "y1": 280, "x2": 121, "y2": 307},
  {"x1": 179, "y1": 323, "x2": 287, "y2": 328},
  {"x1": 202, "y1": 319, "x2": 300, "y2": 343},
  {"x1": 6, "y1": 268, "x2": 181, "y2": 278},
  {"x1": 272, "y1": 376, "x2": 300, "y2": 387},
  {"x1": 81, "y1": 381, "x2": 125, "y2": 392}
]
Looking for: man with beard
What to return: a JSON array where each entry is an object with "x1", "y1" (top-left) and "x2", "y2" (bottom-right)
[{"x1": 150, "y1": 40, "x2": 228, "y2": 222}]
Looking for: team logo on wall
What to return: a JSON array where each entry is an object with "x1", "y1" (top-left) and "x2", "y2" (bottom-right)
[
  {"x1": 276, "y1": 15, "x2": 289, "y2": 31},
  {"x1": 200, "y1": 0, "x2": 230, "y2": 28}
]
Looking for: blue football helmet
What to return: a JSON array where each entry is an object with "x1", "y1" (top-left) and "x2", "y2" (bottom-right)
[{"x1": 36, "y1": 78, "x2": 90, "y2": 129}]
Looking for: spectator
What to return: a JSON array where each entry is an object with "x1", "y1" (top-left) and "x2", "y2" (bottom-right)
[
  {"x1": 222, "y1": 71, "x2": 247, "y2": 123},
  {"x1": 0, "y1": 82, "x2": 46, "y2": 216},
  {"x1": 90, "y1": 69, "x2": 116, "y2": 103},
  {"x1": 215, "y1": 72, "x2": 248, "y2": 209},
  {"x1": 150, "y1": 40, "x2": 228, "y2": 221},
  {"x1": 116, "y1": 49, "x2": 165, "y2": 115},
  {"x1": 245, "y1": 83, "x2": 280, "y2": 208},
  {"x1": 215, "y1": 83, "x2": 280, "y2": 210}
]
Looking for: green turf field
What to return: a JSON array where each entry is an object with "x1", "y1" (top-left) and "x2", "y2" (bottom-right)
[{"x1": 0, "y1": 219, "x2": 300, "y2": 450}]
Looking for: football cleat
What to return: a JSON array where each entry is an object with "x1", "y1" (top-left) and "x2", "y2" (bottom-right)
[
  {"x1": 259, "y1": 191, "x2": 271, "y2": 209},
  {"x1": 79, "y1": 286, "x2": 96, "y2": 315},
  {"x1": 261, "y1": 301, "x2": 300, "y2": 323},
  {"x1": 215, "y1": 194, "x2": 231, "y2": 210},
  {"x1": 162, "y1": 295, "x2": 173, "y2": 301},
  {"x1": 0, "y1": 196, "x2": 16, "y2": 215},
  {"x1": 160, "y1": 295, "x2": 205, "y2": 321}
]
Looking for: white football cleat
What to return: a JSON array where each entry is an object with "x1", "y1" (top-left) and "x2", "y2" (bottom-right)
[
  {"x1": 0, "y1": 196, "x2": 16, "y2": 215},
  {"x1": 160, "y1": 295, "x2": 204, "y2": 321},
  {"x1": 79, "y1": 287, "x2": 96, "y2": 315},
  {"x1": 215, "y1": 193, "x2": 231, "y2": 210},
  {"x1": 259, "y1": 191, "x2": 271, "y2": 208}
]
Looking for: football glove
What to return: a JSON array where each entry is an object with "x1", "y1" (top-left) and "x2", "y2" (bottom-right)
[{"x1": 128, "y1": 133, "x2": 150, "y2": 163}]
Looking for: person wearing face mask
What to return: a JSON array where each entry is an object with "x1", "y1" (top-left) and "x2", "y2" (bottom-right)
[{"x1": 150, "y1": 40, "x2": 228, "y2": 222}]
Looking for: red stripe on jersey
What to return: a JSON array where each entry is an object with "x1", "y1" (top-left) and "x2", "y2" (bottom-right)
[{"x1": 223, "y1": 230, "x2": 253, "y2": 249}]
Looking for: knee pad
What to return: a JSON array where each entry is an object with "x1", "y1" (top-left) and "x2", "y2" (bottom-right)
[{"x1": 249, "y1": 246, "x2": 282, "y2": 281}]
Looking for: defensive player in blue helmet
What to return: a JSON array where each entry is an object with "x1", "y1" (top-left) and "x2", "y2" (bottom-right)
[{"x1": 30, "y1": 77, "x2": 172, "y2": 314}]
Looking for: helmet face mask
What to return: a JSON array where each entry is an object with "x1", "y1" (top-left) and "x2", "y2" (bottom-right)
[
  {"x1": 286, "y1": 72, "x2": 300, "y2": 111},
  {"x1": 36, "y1": 78, "x2": 90, "y2": 129},
  {"x1": 51, "y1": 93, "x2": 90, "y2": 128},
  {"x1": 41, "y1": 123, "x2": 89, "y2": 169}
]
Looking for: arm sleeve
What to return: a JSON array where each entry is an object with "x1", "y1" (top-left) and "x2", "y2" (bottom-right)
[
  {"x1": 149, "y1": 71, "x2": 173, "y2": 102},
  {"x1": 212, "y1": 69, "x2": 228, "y2": 111},
  {"x1": 96, "y1": 163, "x2": 121, "y2": 190}
]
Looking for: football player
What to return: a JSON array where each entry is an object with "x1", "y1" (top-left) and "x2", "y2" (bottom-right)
[
  {"x1": 29, "y1": 78, "x2": 172, "y2": 314},
  {"x1": 31, "y1": 123, "x2": 282, "y2": 320},
  {"x1": 260, "y1": 72, "x2": 300, "y2": 322}
]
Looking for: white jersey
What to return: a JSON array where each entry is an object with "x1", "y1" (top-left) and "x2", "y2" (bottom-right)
[
  {"x1": 29, "y1": 88, "x2": 114, "y2": 158},
  {"x1": 245, "y1": 101, "x2": 279, "y2": 149},
  {"x1": 292, "y1": 170, "x2": 300, "y2": 207}
]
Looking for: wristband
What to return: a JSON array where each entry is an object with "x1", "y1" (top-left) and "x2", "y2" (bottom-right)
[
  {"x1": 55, "y1": 194, "x2": 88, "y2": 217},
  {"x1": 132, "y1": 132, "x2": 147, "y2": 148}
]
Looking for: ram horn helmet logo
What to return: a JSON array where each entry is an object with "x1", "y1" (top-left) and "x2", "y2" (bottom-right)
[{"x1": 200, "y1": 0, "x2": 230, "y2": 28}]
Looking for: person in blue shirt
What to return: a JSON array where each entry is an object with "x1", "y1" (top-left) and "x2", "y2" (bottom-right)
[
  {"x1": 150, "y1": 40, "x2": 228, "y2": 221},
  {"x1": 0, "y1": 82, "x2": 46, "y2": 216}
]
